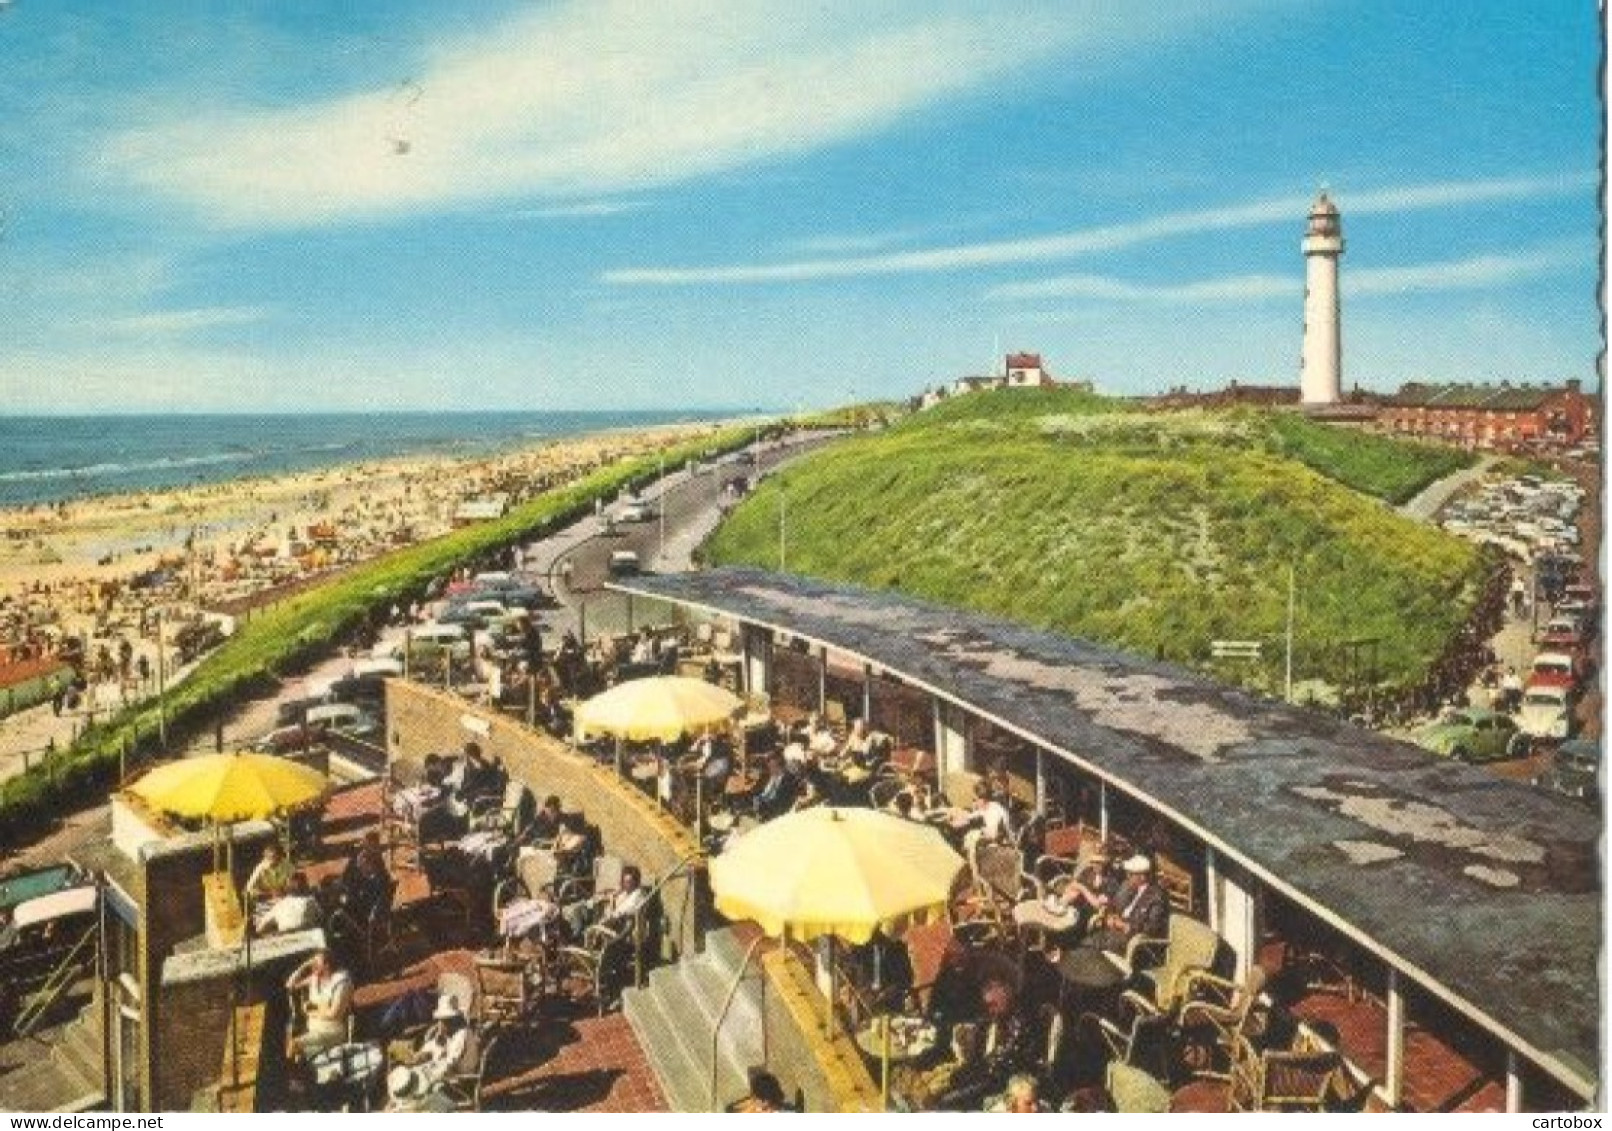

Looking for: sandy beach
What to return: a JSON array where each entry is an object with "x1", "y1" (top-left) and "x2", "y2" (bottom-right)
[{"x1": 0, "y1": 419, "x2": 729, "y2": 685}]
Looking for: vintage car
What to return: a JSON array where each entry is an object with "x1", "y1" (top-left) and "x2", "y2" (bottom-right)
[
  {"x1": 1533, "y1": 738, "x2": 1599, "y2": 807},
  {"x1": 1412, "y1": 708, "x2": 1529, "y2": 763},
  {"x1": 1515, "y1": 685, "x2": 1573, "y2": 741}
]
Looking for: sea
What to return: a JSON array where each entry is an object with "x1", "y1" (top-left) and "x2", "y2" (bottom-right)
[{"x1": 0, "y1": 410, "x2": 741, "y2": 508}]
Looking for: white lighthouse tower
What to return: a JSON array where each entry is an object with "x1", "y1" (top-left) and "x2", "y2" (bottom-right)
[{"x1": 1300, "y1": 190, "x2": 1344, "y2": 406}]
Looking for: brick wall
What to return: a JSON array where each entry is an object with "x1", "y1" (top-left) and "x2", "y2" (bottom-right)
[
  {"x1": 385, "y1": 680, "x2": 708, "y2": 958},
  {"x1": 137, "y1": 827, "x2": 274, "y2": 1110}
]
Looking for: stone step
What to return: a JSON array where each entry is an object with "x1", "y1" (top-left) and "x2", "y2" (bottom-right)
[
  {"x1": 625, "y1": 945, "x2": 762, "y2": 1111},
  {"x1": 624, "y1": 983, "x2": 717, "y2": 1112},
  {"x1": 0, "y1": 1055, "x2": 104, "y2": 1114},
  {"x1": 52, "y1": 1012, "x2": 105, "y2": 1095}
]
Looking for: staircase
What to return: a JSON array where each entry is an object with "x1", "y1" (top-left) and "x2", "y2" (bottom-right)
[
  {"x1": 622, "y1": 927, "x2": 766, "y2": 1112},
  {"x1": 0, "y1": 999, "x2": 106, "y2": 1113}
]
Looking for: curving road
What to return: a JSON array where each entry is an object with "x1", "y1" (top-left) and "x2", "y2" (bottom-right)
[{"x1": 527, "y1": 431, "x2": 843, "y2": 640}]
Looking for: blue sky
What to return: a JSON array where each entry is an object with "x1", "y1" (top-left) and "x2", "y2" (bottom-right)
[{"x1": 0, "y1": 0, "x2": 1601, "y2": 413}]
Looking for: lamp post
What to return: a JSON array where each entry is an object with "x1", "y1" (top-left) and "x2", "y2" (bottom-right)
[
  {"x1": 778, "y1": 475, "x2": 786, "y2": 573},
  {"x1": 658, "y1": 451, "x2": 667, "y2": 566}
]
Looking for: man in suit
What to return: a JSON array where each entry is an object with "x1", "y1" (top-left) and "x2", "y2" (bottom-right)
[
  {"x1": 1085, "y1": 854, "x2": 1168, "y2": 952},
  {"x1": 751, "y1": 751, "x2": 802, "y2": 821}
]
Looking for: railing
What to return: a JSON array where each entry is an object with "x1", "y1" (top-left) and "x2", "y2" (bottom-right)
[
  {"x1": 708, "y1": 935, "x2": 767, "y2": 1113},
  {"x1": 13, "y1": 921, "x2": 100, "y2": 1037}
]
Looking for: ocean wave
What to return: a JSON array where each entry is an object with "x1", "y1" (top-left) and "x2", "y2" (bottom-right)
[{"x1": 0, "y1": 449, "x2": 258, "y2": 483}]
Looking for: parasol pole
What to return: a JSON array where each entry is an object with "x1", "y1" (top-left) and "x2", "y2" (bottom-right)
[{"x1": 880, "y1": 1013, "x2": 891, "y2": 1112}]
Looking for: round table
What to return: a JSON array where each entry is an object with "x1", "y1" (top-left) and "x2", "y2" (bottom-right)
[
  {"x1": 1057, "y1": 946, "x2": 1124, "y2": 991},
  {"x1": 853, "y1": 1016, "x2": 937, "y2": 1064}
]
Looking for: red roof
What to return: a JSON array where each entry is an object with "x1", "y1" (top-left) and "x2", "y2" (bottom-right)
[
  {"x1": 1005, "y1": 352, "x2": 1043, "y2": 369},
  {"x1": 0, "y1": 656, "x2": 73, "y2": 691}
]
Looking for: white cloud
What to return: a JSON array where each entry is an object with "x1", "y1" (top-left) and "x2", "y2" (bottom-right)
[
  {"x1": 988, "y1": 240, "x2": 1587, "y2": 304},
  {"x1": 101, "y1": 0, "x2": 1229, "y2": 228},
  {"x1": 1347, "y1": 242, "x2": 1587, "y2": 296},
  {"x1": 605, "y1": 172, "x2": 1596, "y2": 286},
  {"x1": 507, "y1": 199, "x2": 649, "y2": 220},
  {"x1": 101, "y1": 305, "x2": 272, "y2": 336},
  {"x1": 990, "y1": 272, "x2": 1296, "y2": 303}
]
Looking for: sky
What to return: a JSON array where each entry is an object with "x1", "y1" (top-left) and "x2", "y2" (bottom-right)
[{"x1": 0, "y1": 0, "x2": 1602, "y2": 413}]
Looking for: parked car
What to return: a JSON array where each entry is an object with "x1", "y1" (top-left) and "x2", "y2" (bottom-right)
[
  {"x1": 1412, "y1": 708, "x2": 1529, "y2": 763},
  {"x1": 1528, "y1": 651, "x2": 1584, "y2": 693},
  {"x1": 305, "y1": 702, "x2": 381, "y2": 742},
  {"x1": 1533, "y1": 738, "x2": 1599, "y2": 807},
  {"x1": 1515, "y1": 685, "x2": 1573, "y2": 741}
]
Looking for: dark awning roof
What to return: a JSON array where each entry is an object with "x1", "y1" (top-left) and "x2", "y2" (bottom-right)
[{"x1": 614, "y1": 567, "x2": 1600, "y2": 1096}]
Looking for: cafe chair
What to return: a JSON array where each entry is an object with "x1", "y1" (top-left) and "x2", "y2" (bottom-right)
[
  {"x1": 473, "y1": 952, "x2": 538, "y2": 1028},
  {"x1": 442, "y1": 1028, "x2": 500, "y2": 1112},
  {"x1": 1176, "y1": 964, "x2": 1269, "y2": 1080},
  {"x1": 1108, "y1": 915, "x2": 1222, "y2": 1018},
  {"x1": 470, "y1": 780, "x2": 535, "y2": 841},
  {"x1": 1226, "y1": 1033, "x2": 1344, "y2": 1113},
  {"x1": 1083, "y1": 1006, "x2": 1174, "y2": 1083}
]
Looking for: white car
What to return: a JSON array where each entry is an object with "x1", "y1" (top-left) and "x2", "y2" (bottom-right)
[
  {"x1": 608, "y1": 550, "x2": 642, "y2": 575},
  {"x1": 1516, "y1": 685, "x2": 1573, "y2": 740},
  {"x1": 617, "y1": 502, "x2": 656, "y2": 523}
]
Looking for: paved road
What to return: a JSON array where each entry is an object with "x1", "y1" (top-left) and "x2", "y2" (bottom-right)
[
  {"x1": 1396, "y1": 454, "x2": 1497, "y2": 521},
  {"x1": 528, "y1": 432, "x2": 840, "y2": 641}
]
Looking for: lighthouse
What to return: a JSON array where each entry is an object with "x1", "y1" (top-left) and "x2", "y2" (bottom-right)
[{"x1": 1300, "y1": 190, "x2": 1344, "y2": 406}]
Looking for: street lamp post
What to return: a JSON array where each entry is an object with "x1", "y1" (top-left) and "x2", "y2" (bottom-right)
[{"x1": 658, "y1": 452, "x2": 667, "y2": 565}]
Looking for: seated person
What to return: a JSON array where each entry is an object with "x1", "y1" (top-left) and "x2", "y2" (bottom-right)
[
  {"x1": 340, "y1": 841, "x2": 394, "y2": 924},
  {"x1": 1083, "y1": 854, "x2": 1169, "y2": 952},
  {"x1": 418, "y1": 789, "x2": 470, "y2": 845},
  {"x1": 457, "y1": 741, "x2": 506, "y2": 804},
  {"x1": 936, "y1": 978, "x2": 1037, "y2": 1111},
  {"x1": 396, "y1": 994, "x2": 477, "y2": 1088},
  {"x1": 529, "y1": 794, "x2": 566, "y2": 844},
  {"x1": 385, "y1": 1066, "x2": 456, "y2": 1114},
  {"x1": 949, "y1": 781, "x2": 1013, "y2": 851},
  {"x1": 257, "y1": 871, "x2": 321, "y2": 935},
  {"x1": 683, "y1": 728, "x2": 734, "y2": 789},
  {"x1": 422, "y1": 753, "x2": 450, "y2": 789},
  {"x1": 749, "y1": 752, "x2": 802, "y2": 822},
  {"x1": 285, "y1": 948, "x2": 353, "y2": 1058},
  {"x1": 805, "y1": 715, "x2": 838, "y2": 759},
  {"x1": 563, "y1": 864, "x2": 648, "y2": 939},
  {"x1": 1012, "y1": 844, "x2": 1117, "y2": 942},
  {"x1": 726, "y1": 1067, "x2": 791, "y2": 1113},
  {"x1": 982, "y1": 756, "x2": 1014, "y2": 808},
  {"x1": 552, "y1": 812, "x2": 598, "y2": 880},
  {"x1": 244, "y1": 842, "x2": 293, "y2": 906},
  {"x1": 986, "y1": 1073, "x2": 1047, "y2": 1113}
]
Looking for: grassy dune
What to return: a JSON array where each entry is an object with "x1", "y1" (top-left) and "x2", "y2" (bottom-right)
[{"x1": 707, "y1": 390, "x2": 1482, "y2": 696}]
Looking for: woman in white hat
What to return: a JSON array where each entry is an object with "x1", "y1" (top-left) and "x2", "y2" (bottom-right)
[{"x1": 406, "y1": 994, "x2": 478, "y2": 1088}]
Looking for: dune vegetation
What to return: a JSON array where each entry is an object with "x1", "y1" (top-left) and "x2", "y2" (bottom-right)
[{"x1": 707, "y1": 389, "x2": 1484, "y2": 699}]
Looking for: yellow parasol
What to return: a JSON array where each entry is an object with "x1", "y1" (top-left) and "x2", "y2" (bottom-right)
[
  {"x1": 575, "y1": 675, "x2": 744, "y2": 743},
  {"x1": 709, "y1": 806, "x2": 964, "y2": 1108},
  {"x1": 710, "y1": 806, "x2": 962, "y2": 945},
  {"x1": 128, "y1": 751, "x2": 329, "y2": 823}
]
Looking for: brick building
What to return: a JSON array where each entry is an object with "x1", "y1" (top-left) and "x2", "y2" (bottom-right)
[{"x1": 1376, "y1": 381, "x2": 1596, "y2": 449}]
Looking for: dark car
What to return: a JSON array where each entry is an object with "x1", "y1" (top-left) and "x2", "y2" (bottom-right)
[{"x1": 1533, "y1": 738, "x2": 1599, "y2": 808}]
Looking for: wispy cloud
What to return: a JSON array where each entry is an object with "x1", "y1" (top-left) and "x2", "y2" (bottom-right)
[
  {"x1": 990, "y1": 242, "x2": 1586, "y2": 306},
  {"x1": 100, "y1": 0, "x2": 1237, "y2": 228},
  {"x1": 506, "y1": 199, "x2": 649, "y2": 220},
  {"x1": 100, "y1": 305, "x2": 272, "y2": 336},
  {"x1": 605, "y1": 172, "x2": 1595, "y2": 286},
  {"x1": 990, "y1": 273, "x2": 1296, "y2": 303}
]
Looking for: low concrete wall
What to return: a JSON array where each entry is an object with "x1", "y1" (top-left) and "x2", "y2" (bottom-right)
[{"x1": 386, "y1": 680, "x2": 707, "y2": 959}]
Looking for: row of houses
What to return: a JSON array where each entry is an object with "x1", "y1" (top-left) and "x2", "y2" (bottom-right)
[{"x1": 1374, "y1": 380, "x2": 1596, "y2": 450}]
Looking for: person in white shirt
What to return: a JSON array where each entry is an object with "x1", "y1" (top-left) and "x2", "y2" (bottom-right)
[
  {"x1": 257, "y1": 872, "x2": 321, "y2": 935},
  {"x1": 285, "y1": 948, "x2": 353, "y2": 1058},
  {"x1": 406, "y1": 995, "x2": 477, "y2": 1087},
  {"x1": 563, "y1": 865, "x2": 648, "y2": 939},
  {"x1": 951, "y1": 782, "x2": 1012, "y2": 852}
]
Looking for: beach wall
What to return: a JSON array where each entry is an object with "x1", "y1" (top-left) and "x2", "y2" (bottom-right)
[{"x1": 386, "y1": 681, "x2": 707, "y2": 959}]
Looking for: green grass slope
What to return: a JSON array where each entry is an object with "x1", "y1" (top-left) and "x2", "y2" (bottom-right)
[{"x1": 707, "y1": 390, "x2": 1483, "y2": 696}]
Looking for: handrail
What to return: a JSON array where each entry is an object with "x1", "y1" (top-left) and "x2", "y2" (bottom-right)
[
  {"x1": 14, "y1": 921, "x2": 100, "y2": 1037},
  {"x1": 708, "y1": 934, "x2": 766, "y2": 1112},
  {"x1": 636, "y1": 850, "x2": 704, "y2": 988}
]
